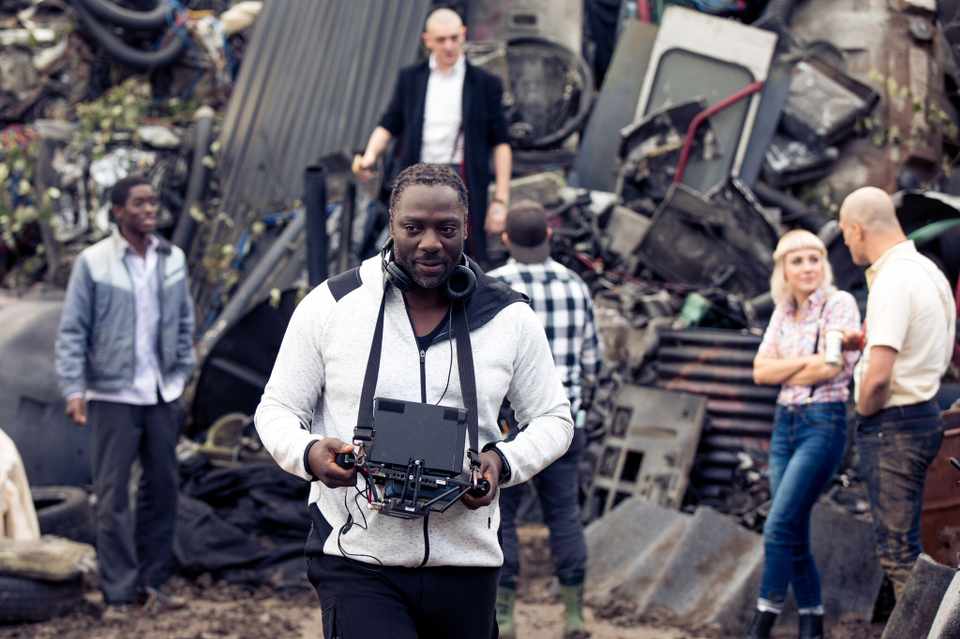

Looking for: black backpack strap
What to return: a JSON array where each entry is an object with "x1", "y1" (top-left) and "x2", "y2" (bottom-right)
[
  {"x1": 354, "y1": 293, "x2": 387, "y2": 445},
  {"x1": 353, "y1": 292, "x2": 480, "y2": 471},
  {"x1": 807, "y1": 293, "x2": 831, "y2": 401},
  {"x1": 452, "y1": 300, "x2": 480, "y2": 469},
  {"x1": 327, "y1": 267, "x2": 362, "y2": 302}
]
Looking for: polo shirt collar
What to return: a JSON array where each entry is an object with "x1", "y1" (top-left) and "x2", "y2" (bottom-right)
[
  {"x1": 506, "y1": 256, "x2": 553, "y2": 268},
  {"x1": 866, "y1": 240, "x2": 916, "y2": 286}
]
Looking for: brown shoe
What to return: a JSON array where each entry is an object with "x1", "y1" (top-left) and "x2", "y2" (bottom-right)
[{"x1": 142, "y1": 587, "x2": 187, "y2": 613}]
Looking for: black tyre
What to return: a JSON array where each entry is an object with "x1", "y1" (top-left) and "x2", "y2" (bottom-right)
[
  {"x1": 32, "y1": 487, "x2": 95, "y2": 545},
  {"x1": 0, "y1": 574, "x2": 83, "y2": 624}
]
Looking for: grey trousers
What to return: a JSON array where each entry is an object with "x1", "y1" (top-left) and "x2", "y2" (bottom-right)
[{"x1": 88, "y1": 399, "x2": 180, "y2": 604}]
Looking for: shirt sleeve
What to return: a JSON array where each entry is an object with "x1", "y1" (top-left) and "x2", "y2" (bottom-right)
[
  {"x1": 175, "y1": 251, "x2": 197, "y2": 378},
  {"x1": 486, "y1": 74, "x2": 510, "y2": 148},
  {"x1": 579, "y1": 282, "x2": 601, "y2": 394},
  {"x1": 757, "y1": 306, "x2": 783, "y2": 358},
  {"x1": 824, "y1": 290, "x2": 862, "y2": 369},
  {"x1": 378, "y1": 71, "x2": 406, "y2": 137},
  {"x1": 254, "y1": 286, "x2": 331, "y2": 481},
  {"x1": 824, "y1": 291, "x2": 861, "y2": 334},
  {"x1": 865, "y1": 271, "x2": 909, "y2": 352},
  {"x1": 55, "y1": 255, "x2": 93, "y2": 399},
  {"x1": 496, "y1": 304, "x2": 573, "y2": 487}
]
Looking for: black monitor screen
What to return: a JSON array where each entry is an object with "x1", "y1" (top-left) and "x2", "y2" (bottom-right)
[{"x1": 368, "y1": 398, "x2": 467, "y2": 476}]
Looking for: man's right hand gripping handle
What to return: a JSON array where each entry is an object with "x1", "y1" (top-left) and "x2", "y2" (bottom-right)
[{"x1": 307, "y1": 438, "x2": 357, "y2": 488}]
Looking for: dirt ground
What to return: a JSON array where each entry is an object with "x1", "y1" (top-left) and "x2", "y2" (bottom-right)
[{"x1": 0, "y1": 525, "x2": 887, "y2": 639}]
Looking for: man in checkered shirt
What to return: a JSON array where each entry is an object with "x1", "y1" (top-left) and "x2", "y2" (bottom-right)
[{"x1": 488, "y1": 200, "x2": 600, "y2": 639}]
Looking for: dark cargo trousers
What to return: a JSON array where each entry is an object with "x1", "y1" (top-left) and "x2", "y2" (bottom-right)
[
  {"x1": 498, "y1": 428, "x2": 588, "y2": 589},
  {"x1": 307, "y1": 553, "x2": 499, "y2": 638},
  {"x1": 89, "y1": 399, "x2": 180, "y2": 604}
]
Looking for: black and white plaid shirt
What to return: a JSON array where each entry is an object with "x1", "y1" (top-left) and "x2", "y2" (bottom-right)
[{"x1": 488, "y1": 258, "x2": 601, "y2": 424}]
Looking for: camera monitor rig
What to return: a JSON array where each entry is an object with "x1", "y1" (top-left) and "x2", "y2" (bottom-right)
[{"x1": 337, "y1": 296, "x2": 490, "y2": 519}]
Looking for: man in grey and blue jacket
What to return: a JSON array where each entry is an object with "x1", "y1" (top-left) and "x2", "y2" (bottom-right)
[{"x1": 55, "y1": 175, "x2": 196, "y2": 616}]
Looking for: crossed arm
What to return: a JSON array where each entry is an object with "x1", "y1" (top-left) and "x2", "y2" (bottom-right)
[{"x1": 753, "y1": 354, "x2": 842, "y2": 386}]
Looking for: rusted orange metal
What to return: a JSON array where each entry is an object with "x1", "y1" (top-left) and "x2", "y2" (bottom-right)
[{"x1": 922, "y1": 411, "x2": 960, "y2": 568}]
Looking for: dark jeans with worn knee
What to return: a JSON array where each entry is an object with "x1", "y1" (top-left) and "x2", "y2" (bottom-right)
[
  {"x1": 498, "y1": 428, "x2": 587, "y2": 589},
  {"x1": 89, "y1": 399, "x2": 180, "y2": 604},
  {"x1": 760, "y1": 402, "x2": 846, "y2": 610},
  {"x1": 856, "y1": 400, "x2": 943, "y2": 599}
]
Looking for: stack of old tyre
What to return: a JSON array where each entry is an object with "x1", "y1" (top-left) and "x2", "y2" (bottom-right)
[
  {"x1": 72, "y1": 0, "x2": 188, "y2": 71},
  {"x1": 0, "y1": 486, "x2": 95, "y2": 624}
]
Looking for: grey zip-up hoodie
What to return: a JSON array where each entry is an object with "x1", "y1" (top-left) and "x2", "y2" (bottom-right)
[{"x1": 255, "y1": 256, "x2": 573, "y2": 568}]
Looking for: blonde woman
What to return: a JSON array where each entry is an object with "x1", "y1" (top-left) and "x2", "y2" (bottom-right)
[{"x1": 747, "y1": 230, "x2": 861, "y2": 639}]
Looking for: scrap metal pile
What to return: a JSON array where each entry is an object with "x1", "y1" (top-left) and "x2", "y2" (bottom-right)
[
  {"x1": 0, "y1": 0, "x2": 259, "y2": 288},
  {"x1": 529, "y1": 0, "x2": 960, "y2": 521}
]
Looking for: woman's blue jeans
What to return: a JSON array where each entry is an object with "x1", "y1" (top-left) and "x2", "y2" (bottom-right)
[{"x1": 759, "y1": 402, "x2": 847, "y2": 609}]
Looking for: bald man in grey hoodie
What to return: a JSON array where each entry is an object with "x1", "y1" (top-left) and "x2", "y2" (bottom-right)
[{"x1": 255, "y1": 164, "x2": 571, "y2": 638}]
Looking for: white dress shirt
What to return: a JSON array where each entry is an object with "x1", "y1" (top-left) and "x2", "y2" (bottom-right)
[
  {"x1": 86, "y1": 234, "x2": 185, "y2": 405},
  {"x1": 421, "y1": 54, "x2": 465, "y2": 164}
]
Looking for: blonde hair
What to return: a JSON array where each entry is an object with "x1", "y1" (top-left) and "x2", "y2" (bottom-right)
[{"x1": 770, "y1": 229, "x2": 834, "y2": 307}]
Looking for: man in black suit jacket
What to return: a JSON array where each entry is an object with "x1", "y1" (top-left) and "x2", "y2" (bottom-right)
[{"x1": 355, "y1": 8, "x2": 512, "y2": 265}]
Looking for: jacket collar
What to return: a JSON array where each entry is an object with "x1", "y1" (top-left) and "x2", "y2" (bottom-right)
[
  {"x1": 463, "y1": 254, "x2": 528, "y2": 330},
  {"x1": 357, "y1": 253, "x2": 527, "y2": 334},
  {"x1": 109, "y1": 227, "x2": 171, "y2": 260}
]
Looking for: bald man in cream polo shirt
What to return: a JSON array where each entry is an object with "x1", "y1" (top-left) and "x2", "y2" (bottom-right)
[{"x1": 839, "y1": 186, "x2": 956, "y2": 598}]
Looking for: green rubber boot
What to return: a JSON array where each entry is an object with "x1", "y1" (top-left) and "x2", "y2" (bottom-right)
[
  {"x1": 496, "y1": 586, "x2": 516, "y2": 639},
  {"x1": 561, "y1": 583, "x2": 591, "y2": 638}
]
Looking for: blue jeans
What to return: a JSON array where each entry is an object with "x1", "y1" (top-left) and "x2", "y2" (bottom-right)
[
  {"x1": 855, "y1": 400, "x2": 943, "y2": 597},
  {"x1": 760, "y1": 402, "x2": 847, "y2": 609},
  {"x1": 498, "y1": 429, "x2": 587, "y2": 588}
]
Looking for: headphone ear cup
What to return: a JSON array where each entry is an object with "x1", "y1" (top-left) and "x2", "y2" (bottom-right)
[
  {"x1": 385, "y1": 260, "x2": 413, "y2": 291},
  {"x1": 446, "y1": 264, "x2": 477, "y2": 301}
]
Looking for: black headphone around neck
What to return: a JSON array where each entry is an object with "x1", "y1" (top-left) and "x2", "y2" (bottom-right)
[{"x1": 381, "y1": 239, "x2": 477, "y2": 301}]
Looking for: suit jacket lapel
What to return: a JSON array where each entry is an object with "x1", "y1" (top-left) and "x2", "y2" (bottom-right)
[{"x1": 462, "y1": 62, "x2": 476, "y2": 157}]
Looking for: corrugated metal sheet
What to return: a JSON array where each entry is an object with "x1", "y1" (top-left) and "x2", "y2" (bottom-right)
[
  {"x1": 654, "y1": 327, "x2": 777, "y2": 503},
  {"x1": 218, "y1": 0, "x2": 430, "y2": 215},
  {"x1": 192, "y1": 0, "x2": 432, "y2": 311}
]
